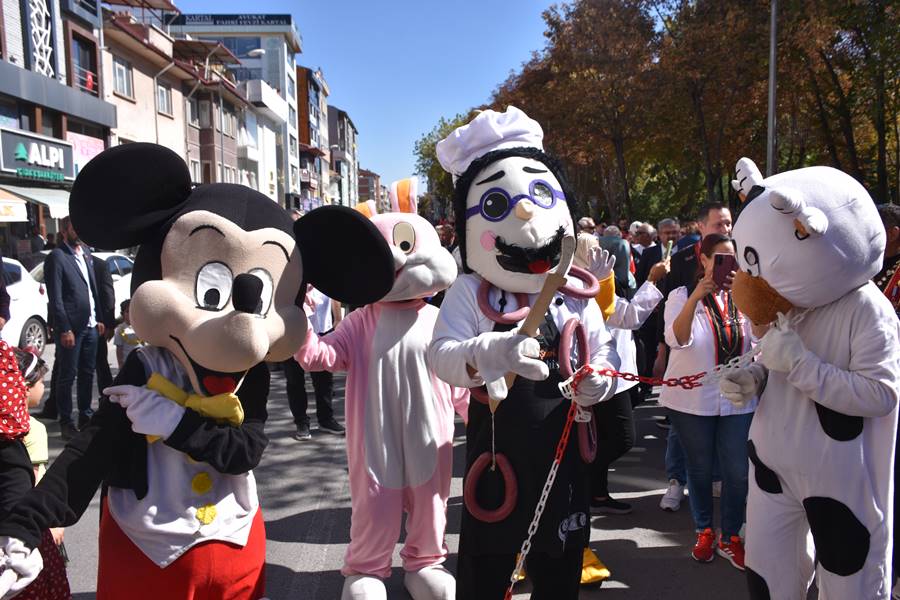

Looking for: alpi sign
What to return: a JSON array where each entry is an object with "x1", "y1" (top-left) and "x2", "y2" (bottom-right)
[{"x1": 0, "y1": 128, "x2": 75, "y2": 183}]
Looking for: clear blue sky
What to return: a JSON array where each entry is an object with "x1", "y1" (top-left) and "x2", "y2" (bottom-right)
[{"x1": 176, "y1": 0, "x2": 555, "y2": 189}]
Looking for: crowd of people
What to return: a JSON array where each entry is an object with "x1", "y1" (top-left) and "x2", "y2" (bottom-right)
[{"x1": 0, "y1": 108, "x2": 896, "y2": 600}]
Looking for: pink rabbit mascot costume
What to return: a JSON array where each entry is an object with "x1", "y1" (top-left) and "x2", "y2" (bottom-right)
[{"x1": 296, "y1": 178, "x2": 467, "y2": 600}]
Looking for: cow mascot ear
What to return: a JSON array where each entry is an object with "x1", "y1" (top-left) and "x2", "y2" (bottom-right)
[{"x1": 294, "y1": 205, "x2": 395, "y2": 306}]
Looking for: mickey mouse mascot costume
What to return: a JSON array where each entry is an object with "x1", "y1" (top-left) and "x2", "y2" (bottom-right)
[
  {"x1": 721, "y1": 158, "x2": 900, "y2": 599},
  {"x1": 428, "y1": 107, "x2": 619, "y2": 599},
  {"x1": 0, "y1": 143, "x2": 394, "y2": 599}
]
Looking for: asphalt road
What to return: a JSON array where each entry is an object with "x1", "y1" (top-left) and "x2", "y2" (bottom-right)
[{"x1": 35, "y1": 342, "x2": 773, "y2": 599}]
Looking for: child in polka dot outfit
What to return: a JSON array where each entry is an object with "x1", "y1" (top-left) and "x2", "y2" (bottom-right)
[{"x1": 0, "y1": 344, "x2": 70, "y2": 600}]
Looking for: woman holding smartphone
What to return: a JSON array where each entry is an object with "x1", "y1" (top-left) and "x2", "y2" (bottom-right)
[{"x1": 660, "y1": 233, "x2": 756, "y2": 570}]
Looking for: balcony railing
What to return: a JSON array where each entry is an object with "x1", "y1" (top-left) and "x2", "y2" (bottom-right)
[{"x1": 72, "y1": 64, "x2": 99, "y2": 97}]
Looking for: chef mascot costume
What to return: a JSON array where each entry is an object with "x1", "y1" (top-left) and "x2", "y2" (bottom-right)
[
  {"x1": 720, "y1": 157, "x2": 900, "y2": 599},
  {"x1": 0, "y1": 143, "x2": 395, "y2": 600},
  {"x1": 428, "y1": 107, "x2": 620, "y2": 599},
  {"x1": 296, "y1": 178, "x2": 468, "y2": 600}
]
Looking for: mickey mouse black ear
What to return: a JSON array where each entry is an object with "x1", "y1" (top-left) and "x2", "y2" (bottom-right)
[
  {"x1": 295, "y1": 206, "x2": 394, "y2": 306},
  {"x1": 70, "y1": 143, "x2": 192, "y2": 250}
]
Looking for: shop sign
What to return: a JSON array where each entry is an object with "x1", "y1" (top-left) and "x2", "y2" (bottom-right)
[
  {"x1": 0, "y1": 128, "x2": 75, "y2": 183},
  {"x1": 65, "y1": 131, "x2": 105, "y2": 176},
  {"x1": 173, "y1": 14, "x2": 292, "y2": 26}
]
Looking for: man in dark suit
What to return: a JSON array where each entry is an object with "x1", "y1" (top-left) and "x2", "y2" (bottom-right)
[
  {"x1": 92, "y1": 255, "x2": 116, "y2": 393},
  {"x1": 44, "y1": 216, "x2": 105, "y2": 439},
  {"x1": 634, "y1": 217, "x2": 681, "y2": 395},
  {"x1": 0, "y1": 249, "x2": 9, "y2": 331}
]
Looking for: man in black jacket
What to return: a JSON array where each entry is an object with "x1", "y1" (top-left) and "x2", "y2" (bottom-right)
[
  {"x1": 44, "y1": 217, "x2": 105, "y2": 438},
  {"x1": 92, "y1": 256, "x2": 116, "y2": 394}
]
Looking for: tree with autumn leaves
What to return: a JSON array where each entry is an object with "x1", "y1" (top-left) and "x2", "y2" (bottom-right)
[{"x1": 414, "y1": 0, "x2": 899, "y2": 224}]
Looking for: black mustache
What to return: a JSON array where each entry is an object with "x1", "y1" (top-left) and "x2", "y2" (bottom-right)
[{"x1": 494, "y1": 227, "x2": 565, "y2": 264}]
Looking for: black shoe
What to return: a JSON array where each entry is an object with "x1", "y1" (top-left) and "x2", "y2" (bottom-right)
[
  {"x1": 60, "y1": 423, "x2": 79, "y2": 441},
  {"x1": 78, "y1": 414, "x2": 91, "y2": 430},
  {"x1": 655, "y1": 416, "x2": 671, "y2": 430},
  {"x1": 590, "y1": 497, "x2": 633, "y2": 515},
  {"x1": 318, "y1": 418, "x2": 346, "y2": 436},
  {"x1": 293, "y1": 423, "x2": 312, "y2": 441}
]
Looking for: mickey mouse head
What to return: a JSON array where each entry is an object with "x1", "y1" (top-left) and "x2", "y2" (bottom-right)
[{"x1": 70, "y1": 143, "x2": 393, "y2": 396}]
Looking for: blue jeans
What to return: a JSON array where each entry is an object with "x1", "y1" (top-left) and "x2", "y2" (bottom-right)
[
  {"x1": 55, "y1": 327, "x2": 99, "y2": 426},
  {"x1": 666, "y1": 410, "x2": 721, "y2": 485},
  {"x1": 668, "y1": 410, "x2": 752, "y2": 538},
  {"x1": 665, "y1": 422, "x2": 687, "y2": 485}
]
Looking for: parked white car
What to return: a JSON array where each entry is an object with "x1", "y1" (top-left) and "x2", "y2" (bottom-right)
[
  {"x1": 3, "y1": 257, "x2": 49, "y2": 356},
  {"x1": 30, "y1": 251, "x2": 133, "y2": 319}
]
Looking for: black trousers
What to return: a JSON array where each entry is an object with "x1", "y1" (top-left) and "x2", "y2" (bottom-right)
[
  {"x1": 95, "y1": 336, "x2": 113, "y2": 395},
  {"x1": 456, "y1": 542, "x2": 583, "y2": 600},
  {"x1": 591, "y1": 390, "x2": 636, "y2": 498},
  {"x1": 282, "y1": 358, "x2": 334, "y2": 426}
]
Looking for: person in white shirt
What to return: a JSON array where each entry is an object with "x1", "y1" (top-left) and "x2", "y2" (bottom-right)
[{"x1": 660, "y1": 232, "x2": 754, "y2": 570}]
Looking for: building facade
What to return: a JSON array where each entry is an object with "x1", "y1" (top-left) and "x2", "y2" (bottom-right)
[
  {"x1": 327, "y1": 105, "x2": 357, "y2": 208},
  {"x1": 0, "y1": 0, "x2": 116, "y2": 258},
  {"x1": 168, "y1": 14, "x2": 302, "y2": 208},
  {"x1": 358, "y1": 167, "x2": 379, "y2": 204},
  {"x1": 296, "y1": 65, "x2": 329, "y2": 212},
  {"x1": 238, "y1": 78, "x2": 286, "y2": 202}
]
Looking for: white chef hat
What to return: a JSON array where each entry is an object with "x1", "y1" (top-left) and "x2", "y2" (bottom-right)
[{"x1": 436, "y1": 106, "x2": 544, "y2": 182}]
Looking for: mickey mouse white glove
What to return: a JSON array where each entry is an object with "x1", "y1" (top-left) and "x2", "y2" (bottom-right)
[
  {"x1": 573, "y1": 365, "x2": 615, "y2": 407},
  {"x1": 470, "y1": 331, "x2": 549, "y2": 401},
  {"x1": 758, "y1": 313, "x2": 807, "y2": 373},
  {"x1": 588, "y1": 246, "x2": 616, "y2": 281},
  {"x1": 104, "y1": 385, "x2": 186, "y2": 439},
  {"x1": 0, "y1": 537, "x2": 42, "y2": 600},
  {"x1": 719, "y1": 363, "x2": 767, "y2": 408}
]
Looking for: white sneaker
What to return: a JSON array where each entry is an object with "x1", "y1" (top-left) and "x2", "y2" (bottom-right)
[
  {"x1": 660, "y1": 479, "x2": 685, "y2": 512},
  {"x1": 341, "y1": 575, "x2": 387, "y2": 600},
  {"x1": 712, "y1": 480, "x2": 722, "y2": 498},
  {"x1": 404, "y1": 565, "x2": 455, "y2": 600}
]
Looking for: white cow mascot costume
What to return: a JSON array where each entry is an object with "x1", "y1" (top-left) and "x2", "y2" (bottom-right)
[
  {"x1": 720, "y1": 158, "x2": 900, "y2": 599},
  {"x1": 428, "y1": 107, "x2": 619, "y2": 599}
]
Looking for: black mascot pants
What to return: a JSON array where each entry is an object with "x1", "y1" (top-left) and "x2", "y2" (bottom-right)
[{"x1": 456, "y1": 542, "x2": 583, "y2": 600}]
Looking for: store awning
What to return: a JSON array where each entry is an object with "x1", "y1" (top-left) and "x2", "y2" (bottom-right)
[
  {"x1": 0, "y1": 189, "x2": 28, "y2": 223},
  {"x1": 0, "y1": 185, "x2": 69, "y2": 218}
]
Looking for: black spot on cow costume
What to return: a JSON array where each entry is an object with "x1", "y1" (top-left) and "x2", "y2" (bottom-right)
[
  {"x1": 0, "y1": 143, "x2": 394, "y2": 599},
  {"x1": 721, "y1": 158, "x2": 900, "y2": 599}
]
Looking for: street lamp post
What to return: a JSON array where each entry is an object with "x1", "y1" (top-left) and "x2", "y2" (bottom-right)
[{"x1": 766, "y1": 0, "x2": 777, "y2": 177}]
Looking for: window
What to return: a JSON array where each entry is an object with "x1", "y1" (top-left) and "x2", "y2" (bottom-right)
[
  {"x1": 113, "y1": 56, "x2": 133, "y2": 98},
  {"x1": 187, "y1": 97, "x2": 199, "y2": 127},
  {"x1": 2, "y1": 263, "x2": 20, "y2": 286},
  {"x1": 199, "y1": 101, "x2": 211, "y2": 128},
  {"x1": 288, "y1": 106, "x2": 296, "y2": 127},
  {"x1": 289, "y1": 135, "x2": 297, "y2": 157},
  {"x1": 190, "y1": 159, "x2": 201, "y2": 182},
  {"x1": 218, "y1": 162, "x2": 223, "y2": 182},
  {"x1": 71, "y1": 35, "x2": 98, "y2": 96},
  {"x1": 286, "y1": 75, "x2": 295, "y2": 97},
  {"x1": 290, "y1": 165, "x2": 298, "y2": 186},
  {"x1": 205, "y1": 36, "x2": 262, "y2": 59},
  {"x1": 157, "y1": 83, "x2": 172, "y2": 115}
]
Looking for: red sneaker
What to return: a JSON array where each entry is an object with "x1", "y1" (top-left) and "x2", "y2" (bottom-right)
[
  {"x1": 717, "y1": 534, "x2": 746, "y2": 570},
  {"x1": 691, "y1": 528, "x2": 716, "y2": 563}
]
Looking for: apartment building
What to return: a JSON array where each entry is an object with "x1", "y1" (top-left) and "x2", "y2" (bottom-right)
[
  {"x1": 327, "y1": 104, "x2": 357, "y2": 208},
  {"x1": 168, "y1": 13, "x2": 302, "y2": 207}
]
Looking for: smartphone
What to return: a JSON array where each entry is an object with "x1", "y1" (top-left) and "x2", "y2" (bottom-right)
[{"x1": 713, "y1": 253, "x2": 738, "y2": 289}]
